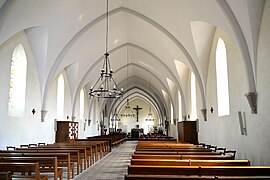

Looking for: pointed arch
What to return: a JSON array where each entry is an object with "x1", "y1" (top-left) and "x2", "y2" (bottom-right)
[
  {"x1": 8, "y1": 44, "x2": 27, "y2": 117},
  {"x1": 57, "y1": 74, "x2": 65, "y2": 120},
  {"x1": 216, "y1": 37, "x2": 230, "y2": 116}
]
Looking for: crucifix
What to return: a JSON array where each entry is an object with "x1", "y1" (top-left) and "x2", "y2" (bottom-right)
[{"x1": 133, "y1": 105, "x2": 142, "y2": 122}]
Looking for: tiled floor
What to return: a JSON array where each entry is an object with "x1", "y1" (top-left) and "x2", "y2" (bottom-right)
[{"x1": 74, "y1": 141, "x2": 137, "y2": 180}]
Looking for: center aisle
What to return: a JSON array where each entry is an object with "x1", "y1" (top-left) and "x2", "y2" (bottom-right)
[{"x1": 74, "y1": 141, "x2": 137, "y2": 180}]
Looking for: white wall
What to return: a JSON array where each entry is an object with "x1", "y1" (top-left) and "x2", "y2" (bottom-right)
[
  {"x1": 199, "y1": 2, "x2": 270, "y2": 165},
  {"x1": 0, "y1": 31, "x2": 55, "y2": 149}
]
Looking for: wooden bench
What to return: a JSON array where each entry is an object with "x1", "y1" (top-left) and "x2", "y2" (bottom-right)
[
  {"x1": 11, "y1": 148, "x2": 81, "y2": 175},
  {"x1": 26, "y1": 145, "x2": 88, "y2": 170},
  {"x1": 0, "y1": 162, "x2": 43, "y2": 180},
  {"x1": 0, "y1": 171, "x2": 12, "y2": 180},
  {"x1": 138, "y1": 138, "x2": 177, "y2": 141},
  {"x1": 75, "y1": 140, "x2": 111, "y2": 163},
  {"x1": 1, "y1": 157, "x2": 62, "y2": 180},
  {"x1": 132, "y1": 154, "x2": 234, "y2": 160},
  {"x1": 134, "y1": 151, "x2": 222, "y2": 155},
  {"x1": 127, "y1": 165, "x2": 270, "y2": 176},
  {"x1": 130, "y1": 159, "x2": 250, "y2": 166},
  {"x1": 77, "y1": 138, "x2": 111, "y2": 152},
  {"x1": 135, "y1": 148, "x2": 213, "y2": 152},
  {"x1": 125, "y1": 174, "x2": 270, "y2": 180},
  {"x1": 0, "y1": 151, "x2": 74, "y2": 180},
  {"x1": 136, "y1": 141, "x2": 195, "y2": 146},
  {"x1": 49, "y1": 141, "x2": 109, "y2": 166}
]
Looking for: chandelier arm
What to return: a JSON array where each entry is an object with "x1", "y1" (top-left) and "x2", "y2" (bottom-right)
[
  {"x1": 89, "y1": 0, "x2": 123, "y2": 99},
  {"x1": 92, "y1": 76, "x2": 102, "y2": 90},
  {"x1": 111, "y1": 77, "x2": 120, "y2": 89}
]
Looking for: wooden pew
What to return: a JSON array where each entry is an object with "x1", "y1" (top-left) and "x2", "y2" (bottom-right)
[
  {"x1": 132, "y1": 154, "x2": 234, "y2": 160},
  {"x1": 134, "y1": 151, "x2": 221, "y2": 155},
  {"x1": 125, "y1": 174, "x2": 270, "y2": 180},
  {"x1": 1, "y1": 157, "x2": 62, "y2": 180},
  {"x1": 51, "y1": 140, "x2": 109, "y2": 165},
  {"x1": 136, "y1": 141, "x2": 195, "y2": 146},
  {"x1": 0, "y1": 162, "x2": 42, "y2": 180},
  {"x1": 77, "y1": 138, "x2": 111, "y2": 152},
  {"x1": 31, "y1": 145, "x2": 88, "y2": 169},
  {"x1": 0, "y1": 151, "x2": 74, "y2": 179},
  {"x1": 0, "y1": 171, "x2": 12, "y2": 180},
  {"x1": 135, "y1": 148, "x2": 213, "y2": 152},
  {"x1": 12, "y1": 148, "x2": 82, "y2": 174},
  {"x1": 130, "y1": 159, "x2": 250, "y2": 166},
  {"x1": 75, "y1": 140, "x2": 111, "y2": 163},
  {"x1": 127, "y1": 165, "x2": 270, "y2": 176}
]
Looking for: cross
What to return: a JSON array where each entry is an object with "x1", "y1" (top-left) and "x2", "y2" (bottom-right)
[{"x1": 133, "y1": 105, "x2": 142, "y2": 122}]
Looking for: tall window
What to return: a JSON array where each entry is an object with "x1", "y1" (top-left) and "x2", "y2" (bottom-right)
[
  {"x1": 178, "y1": 90, "x2": 182, "y2": 121},
  {"x1": 80, "y1": 89, "x2": 85, "y2": 120},
  {"x1": 191, "y1": 72, "x2": 197, "y2": 120},
  {"x1": 216, "y1": 38, "x2": 230, "y2": 116},
  {"x1": 170, "y1": 103, "x2": 174, "y2": 124},
  {"x1": 8, "y1": 44, "x2": 27, "y2": 117},
  {"x1": 57, "y1": 74, "x2": 65, "y2": 120}
]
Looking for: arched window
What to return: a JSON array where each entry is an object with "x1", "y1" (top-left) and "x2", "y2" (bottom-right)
[
  {"x1": 8, "y1": 44, "x2": 27, "y2": 117},
  {"x1": 191, "y1": 72, "x2": 197, "y2": 120},
  {"x1": 216, "y1": 38, "x2": 230, "y2": 116},
  {"x1": 80, "y1": 88, "x2": 85, "y2": 120},
  {"x1": 57, "y1": 74, "x2": 65, "y2": 120},
  {"x1": 170, "y1": 103, "x2": 174, "y2": 124},
  {"x1": 178, "y1": 90, "x2": 182, "y2": 121}
]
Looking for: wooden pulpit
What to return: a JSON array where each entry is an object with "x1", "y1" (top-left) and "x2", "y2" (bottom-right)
[{"x1": 55, "y1": 121, "x2": 79, "y2": 143}]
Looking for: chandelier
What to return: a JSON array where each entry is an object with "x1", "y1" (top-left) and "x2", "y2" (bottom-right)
[
  {"x1": 145, "y1": 107, "x2": 155, "y2": 121},
  {"x1": 121, "y1": 99, "x2": 135, "y2": 117},
  {"x1": 145, "y1": 77, "x2": 154, "y2": 121},
  {"x1": 120, "y1": 47, "x2": 135, "y2": 117},
  {"x1": 89, "y1": 0, "x2": 123, "y2": 98}
]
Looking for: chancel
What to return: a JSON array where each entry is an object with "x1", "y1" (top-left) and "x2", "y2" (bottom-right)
[{"x1": 0, "y1": 0, "x2": 270, "y2": 179}]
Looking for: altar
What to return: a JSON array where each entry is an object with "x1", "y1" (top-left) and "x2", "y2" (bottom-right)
[{"x1": 131, "y1": 128, "x2": 144, "y2": 139}]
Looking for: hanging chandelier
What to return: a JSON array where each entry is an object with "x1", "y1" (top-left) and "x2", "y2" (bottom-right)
[
  {"x1": 111, "y1": 109, "x2": 120, "y2": 122},
  {"x1": 145, "y1": 107, "x2": 155, "y2": 121},
  {"x1": 89, "y1": 0, "x2": 123, "y2": 98},
  {"x1": 121, "y1": 98, "x2": 135, "y2": 117},
  {"x1": 120, "y1": 47, "x2": 135, "y2": 117},
  {"x1": 145, "y1": 77, "x2": 154, "y2": 121}
]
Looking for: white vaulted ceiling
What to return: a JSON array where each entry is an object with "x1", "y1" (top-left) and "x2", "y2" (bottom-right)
[{"x1": 0, "y1": 0, "x2": 265, "y2": 117}]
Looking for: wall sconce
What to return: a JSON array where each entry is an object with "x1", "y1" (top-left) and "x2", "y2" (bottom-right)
[
  {"x1": 32, "y1": 109, "x2": 36, "y2": 115},
  {"x1": 210, "y1": 107, "x2": 214, "y2": 113}
]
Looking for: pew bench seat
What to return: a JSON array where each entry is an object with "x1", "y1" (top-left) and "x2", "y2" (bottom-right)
[
  {"x1": 12, "y1": 175, "x2": 48, "y2": 180},
  {"x1": 132, "y1": 154, "x2": 234, "y2": 160},
  {"x1": 125, "y1": 174, "x2": 270, "y2": 180},
  {"x1": 0, "y1": 171, "x2": 12, "y2": 180},
  {"x1": 0, "y1": 162, "x2": 41, "y2": 179},
  {"x1": 128, "y1": 165, "x2": 270, "y2": 176},
  {"x1": 0, "y1": 156, "x2": 62, "y2": 180},
  {"x1": 130, "y1": 159, "x2": 250, "y2": 166}
]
